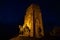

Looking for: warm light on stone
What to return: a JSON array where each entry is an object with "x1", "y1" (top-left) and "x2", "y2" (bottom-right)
[
  {"x1": 10, "y1": 4, "x2": 44, "y2": 40},
  {"x1": 19, "y1": 4, "x2": 44, "y2": 38}
]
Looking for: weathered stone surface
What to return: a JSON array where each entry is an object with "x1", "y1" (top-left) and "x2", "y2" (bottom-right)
[{"x1": 10, "y1": 4, "x2": 44, "y2": 40}]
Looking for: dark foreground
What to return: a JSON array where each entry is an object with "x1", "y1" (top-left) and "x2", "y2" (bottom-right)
[{"x1": 9, "y1": 35, "x2": 60, "y2": 40}]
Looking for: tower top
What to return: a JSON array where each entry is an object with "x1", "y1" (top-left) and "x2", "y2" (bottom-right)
[
  {"x1": 26, "y1": 4, "x2": 40, "y2": 12},
  {"x1": 25, "y1": 4, "x2": 41, "y2": 18}
]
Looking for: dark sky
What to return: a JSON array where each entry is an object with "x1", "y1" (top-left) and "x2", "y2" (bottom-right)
[{"x1": 0, "y1": 0, "x2": 60, "y2": 39}]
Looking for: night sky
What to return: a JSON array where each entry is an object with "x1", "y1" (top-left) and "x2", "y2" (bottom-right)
[{"x1": 0, "y1": 0, "x2": 60, "y2": 39}]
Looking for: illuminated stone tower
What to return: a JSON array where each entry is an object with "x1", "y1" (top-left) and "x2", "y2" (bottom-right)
[{"x1": 19, "y1": 4, "x2": 44, "y2": 38}]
